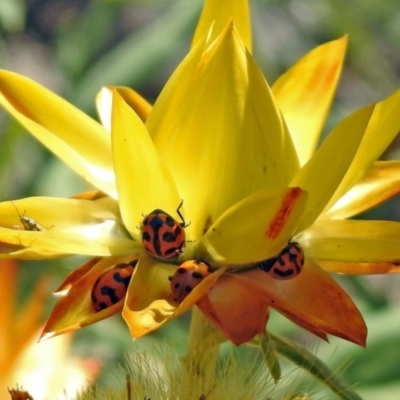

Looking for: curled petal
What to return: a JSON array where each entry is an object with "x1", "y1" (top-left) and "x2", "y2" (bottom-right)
[
  {"x1": 273, "y1": 37, "x2": 347, "y2": 166},
  {"x1": 122, "y1": 254, "x2": 175, "y2": 338},
  {"x1": 122, "y1": 253, "x2": 226, "y2": 337},
  {"x1": 323, "y1": 161, "x2": 400, "y2": 219}
]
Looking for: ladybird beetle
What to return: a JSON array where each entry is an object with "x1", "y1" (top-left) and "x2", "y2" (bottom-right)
[
  {"x1": 140, "y1": 201, "x2": 188, "y2": 259},
  {"x1": 169, "y1": 260, "x2": 212, "y2": 302},
  {"x1": 8, "y1": 387, "x2": 34, "y2": 400},
  {"x1": 10, "y1": 201, "x2": 43, "y2": 231},
  {"x1": 259, "y1": 242, "x2": 304, "y2": 279},
  {"x1": 91, "y1": 261, "x2": 137, "y2": 312}
]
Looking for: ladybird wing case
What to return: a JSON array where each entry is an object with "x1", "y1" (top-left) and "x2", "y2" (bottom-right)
[
  {"x1": 91, "y1": 263, "x2": 136, "y2": 311},
  {"x1": 140, "y1": 208, "x2": 187, "y2": 259}
]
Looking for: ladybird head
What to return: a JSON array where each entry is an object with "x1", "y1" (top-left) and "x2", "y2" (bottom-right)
[
  {"x1": 168, "y1": 260, "x2": 212, "y2": 302},
  {"x1": 91, "y1": 261, "x2": 137, "y2": 312}
]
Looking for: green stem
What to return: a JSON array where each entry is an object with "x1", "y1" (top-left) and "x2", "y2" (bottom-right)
[
  {"x1": 180, "y1": 308, "x2": 223, "y2": 399},
  {"x1": 271, "y1": 333, "x2": 363, "y2": 400}
]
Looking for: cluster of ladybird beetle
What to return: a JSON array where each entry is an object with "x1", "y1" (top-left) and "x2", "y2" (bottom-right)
[{"x1": 90, "y1": 201, "x2": 305, "y2": 312}]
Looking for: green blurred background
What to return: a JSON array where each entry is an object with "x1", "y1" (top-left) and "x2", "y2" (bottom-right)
[{"x1": 1, "y1": 0, "x2": 400, "y2": 399}]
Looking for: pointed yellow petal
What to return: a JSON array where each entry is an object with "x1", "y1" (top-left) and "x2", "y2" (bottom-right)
[
  {"x1": 200, "y1": 187, "x2": 307, "y2": 264},
  {"x1": 292, "y1": 104, "x2": 374, "y2": 233},
  {"x1": 326, "y1": 87, "x2": 400, "y2": 210},
  {"x1": 148, "y1": 23, "x2": 298, "y2": 239},
  {"x1": 96, "y1": 86, "x2": 152, "y2": 131},
  {"x1": 316, "y1": 260, "x2": 400, "y2": 275},
  {"x1": 273, "y1": 37, "x2": 347, "y2": 166},
  {"x1": 192, "y1": 0, "x2": 251, "y2": 51},
  {"x1": 303, "y1": 219, "x2": 400, "y2": 263},
  {"x1": 249, "y1": 261, "x2": 367, "y2": 345},
  {"x1": 0, "y1": 197, "x2": 139, "y2": 257},
  {"x1": 0, "y1": 70, "x2": 115, "y2": 196},
  {"x1": 42, "y1": 256, "x2": 134, "y2": 338},
  {"x1": 324, "y1": 161, "x2": 400, "y2": 219},
  {"x1": 111, "y1": 89, "x2": 181, "y2": 237}
]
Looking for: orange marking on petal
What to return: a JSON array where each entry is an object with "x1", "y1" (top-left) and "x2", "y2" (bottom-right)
[{"x1": 266, "y1": 187, "x2": 302, "y2": 239}]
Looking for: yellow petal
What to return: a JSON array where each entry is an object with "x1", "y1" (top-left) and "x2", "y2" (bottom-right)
[
  {"x1": 249, "y1": 261, "x2": 367, "y2": 345},
  {"x1": 316, "y1": 260, "x2": 400, "y2": 275},
  {"x1": 200, "y1": 187, "x2": 307, "y2": 264},
  {"x1": 302, "y1": 219, "x2": 400, "y2": 263},
  {"x1": 292, "y1": 104, "x2": 374, "y2": 233},
  {"x1": 148, "y1": 22, "x2": 298, "y2": 239},
  {"x1": 323, "y1": 161, "x2": 400, "y2": 219},
  {"x1": 123, "y1": 253, "x2": 226, "y2": 338},
  {"x1": 273, "y1": 37, "x2": 347, "y2": 166},
  {"x1": 192, "y1": 0, "x2": 251, "y2": 51},
  {"x1": 111, "y1": 89, "x2": 181, "y2": 237},
  {"x1": 41, "y1": 255, "x2": 134, "y2": 338},
  {"x1": 0, "y1": 197, "x2": 139, "y2": 257},
  {"x1": 0, "y1": 70, "x2": 116, "y2": 196},
  {"x1": 96, "y1": 86, "x2": 152, "y2": 131},
  {"x1": 326, "y1": 87, "x2": 400, "y2": 210},
  {"x1": 122, "y1": 254, "x2": 176, "y2": 337}
]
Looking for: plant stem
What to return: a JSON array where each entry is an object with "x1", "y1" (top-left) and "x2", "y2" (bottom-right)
[{"x1": 179, "y1": 308, "x2": 223, "y2": 399}]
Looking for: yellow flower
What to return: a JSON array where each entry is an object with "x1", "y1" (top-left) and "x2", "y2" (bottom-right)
[{"x1": 0, "y1": 0, "x2": 399, "y2": 348}]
